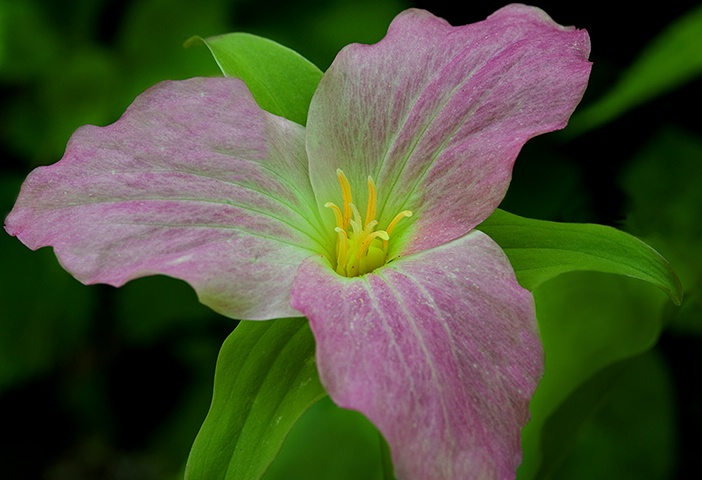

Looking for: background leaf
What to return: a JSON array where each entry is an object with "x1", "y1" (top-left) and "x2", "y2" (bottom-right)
[
  {"x1": 478, "y1": 209, "x2": 682, "y2": 305},
  {"x1": 621, "y1": 126, "x2": 702, "y2": 298},
  {"x1": 0, "y1": 175, "x2": 94, "y2": 390},
  {"x1": 567, "y1": 3, "x2": 702, "y2": 136},
  {"x1": 185, "y1": 317, "x2": 326, "y2": 480},
  {"x1": 552, "y1": 350, "x2": 676, "y2": 480},
  {"x1": 187, "y1": 32, "x2": 323, "y2": 125},
  {"x1": 518, "y1": 271, "x2": 670, "y2": 479},
  {"x1": 263, "y1": 396, "x2": 385, "y2": 480}
]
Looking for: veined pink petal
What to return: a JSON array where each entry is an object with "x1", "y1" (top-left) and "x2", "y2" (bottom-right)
[
  {"x1": 306, "y1": 5, "x2": 591, "y2": 256},
  {"x1": 5, "y1": 77, "x2": 326, "y2": 320},
  {"x1": 291, "y1": 231, "x2": 541, "y2": 479}
]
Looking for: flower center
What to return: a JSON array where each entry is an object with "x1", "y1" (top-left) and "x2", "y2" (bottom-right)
[{"x1": 325, "y1": 169, "x2": 412, "y2": 277}]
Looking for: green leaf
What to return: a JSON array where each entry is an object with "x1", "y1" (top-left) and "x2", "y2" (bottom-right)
[
  {"x1": 478, "y1": 209, "x2": 682, "y2": 304},
  {"x1": 567, "y1": 3, "x2": 702, "y2": 135},
  {"x1": 186, "y1": 33, "x2": 323, "y2": 125},
  {"x1": 184, "y1": 317, "x2": 326, "y2": 480},
  {"x1": 518, "y1": 271, "x2": 668, "y2": 479},
  {"x1": 263, "y1": 397, "x2": 387, "y2": 480},
  {"x1": 552, "y1": 351, "x2": 676, "y2": 480}
]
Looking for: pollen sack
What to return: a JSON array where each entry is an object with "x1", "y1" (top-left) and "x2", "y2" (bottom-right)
[{"x1": 325, "y1": 169, "x2": 412, "y2": 277}]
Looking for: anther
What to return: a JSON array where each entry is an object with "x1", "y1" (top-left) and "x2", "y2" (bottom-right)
[
  {"x1": 358, "y1": 230, "x2": 389, "y2": 259},
  {"x1": 386, "y1": 210, "x2": 413, "y2": 236},
  {"x1": 325, "y1": 202, "x2": 343, "y2": 230},
  {"x1": 336, "y1": 169, "x2": 353, "y2": 228},
  {"x1": 327, "y1": 169, "x2": 413, "y2": 277},
  {"x1": 365, "y1": 176, "x2": 377, "y2": 229}
]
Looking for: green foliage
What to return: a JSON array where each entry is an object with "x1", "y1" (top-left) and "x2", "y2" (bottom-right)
[
  {"x1": 553, "y1": 351, "x2": 677, "y2": 480},
  {"x1": 264, "y1": 397, "x2": 386, "y2": 480},
  {"x1": 622, "y1": 127, "x2": 702, "y2": 289},
  {"x1": 234, "y1": 0, "x2": 407, "y2": 71},
  {"x1": 479, "y1": 206, "x2": 681, "y2": 478},
  {"x1": 568, "y1": 3, "x2": 702, "y2": 135},
  {"x1": 184, "y1": 318, "x2": 325, "y2": 480},
  {"x1": 186, "y1": 33, "x2": 323, "y2": 125},
  {"x1": 518, "y1": 272, "x2": 669, "y2": 479},
  {"x1": 0, "y1": 0, "x2": 226, "y2": 165},
  {"x1": 478, "y1": 209, "x2": 683, "y2": 305},
  {"x1": 621, "y1": 126, "x2": 702, "y2": 348}
]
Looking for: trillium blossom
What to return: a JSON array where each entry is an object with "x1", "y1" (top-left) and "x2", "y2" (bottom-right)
[{"x1": 5, "y1": 5, "x2": 591, "y2": 479}]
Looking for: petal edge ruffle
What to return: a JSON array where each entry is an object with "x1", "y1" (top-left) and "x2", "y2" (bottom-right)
[
  {"x1": 307, "y1": 5, "x2": 591, "y2": 257},
  {"x1": 5, "y1": 78, "x2": 324, "y2": 320}
]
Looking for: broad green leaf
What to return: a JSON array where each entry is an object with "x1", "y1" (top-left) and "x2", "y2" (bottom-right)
[
  {"x1": 478, "y1": 208, "x2": 682, "y2": 305},
  {"x1": 479, "y1": 207, "x2": 682, "y2": 478},
  {"x1": 264, "y1": 397, "x2": 386, "y2": 480},
  {"x1": 518, "y1": 271, "x2": 668, "y2": 479},
  {"x1": 184, "y1": 317, "x2": 326, "y2": 480},
  {"x1": 567, "y1": 3, "x2": 702, "y2": 135},
  {"x1": 186, "y1": 33, "x2": 323, "y2": 125},
  {"x1": 552, "y1": 351, "x2": 676, "y2": 480}
]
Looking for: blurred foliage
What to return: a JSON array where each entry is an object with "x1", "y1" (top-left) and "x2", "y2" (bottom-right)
[
  {"x1": 568, "y1": 3, "x2": 702, "y2": 136},
  {"x1": 554, "y1": 350, "x2": 677, "y2": 480},
  {"x1": 1, "y1": 0, "x2": 701, "y2": 479},
  {"x1": 622, "y1": 127, "x2": 702, "y2": 297}
]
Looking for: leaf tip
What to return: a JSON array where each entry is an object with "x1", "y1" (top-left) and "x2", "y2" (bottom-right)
[{"x1": 183, "y1": 35, "x2": 205, "y2": 49}]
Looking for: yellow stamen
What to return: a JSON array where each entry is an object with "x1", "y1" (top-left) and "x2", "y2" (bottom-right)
[
  {"x1": 334, "y1": 227, "x2": 348, "y2": 276},
  {"x1": 362, "y1": 220, "x2": 378, "y2": 237},
  {"x1": 349, "y1": 203, "x2": 363, "y2": 236},
  {"x1": 327, "y1": 169, "x2": 413, "y2": 277},
  {"x1": 358, "y1": 230, "x2": 389, "y2": 259},
  {"x1": 325, "y1": 202, "x2": 343, "y2": 229},
  {"x1": 365, "y1": 176, "x2": 377, "y2": 229},
  {"x1": 336, "y1": 169, "x2": 353, "y2": 228},
  {"x1": 386, "y1": 210, "x2": 413, "y2": 237}
]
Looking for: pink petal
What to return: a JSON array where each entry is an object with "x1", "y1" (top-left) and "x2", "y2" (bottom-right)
[
  {"x1": 306, "y1": 5, "x2": 591, "y2": 257},
  {"x1": 5, "y1": 77, "x2": 325, "y2": 320},
  {"x1": 291, "y1": 231, "x2": 541, "y2": 479}
]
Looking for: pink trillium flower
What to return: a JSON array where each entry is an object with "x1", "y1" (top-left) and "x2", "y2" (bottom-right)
[{"x1": 5, "y1": 5, "x2": 590, "y2": 479}]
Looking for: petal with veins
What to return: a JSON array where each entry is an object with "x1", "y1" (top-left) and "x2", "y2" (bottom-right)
[
  {"x1": 307, "y1": 5, "x2": 591, "y2": 256},
  {"x1": 5, "y1": 77, "x2": 324, "y2": 320},
  {"x1": 291, "y1": 231, "x2": 542, "y2": 479}
]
